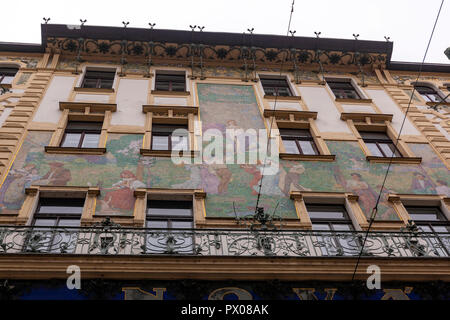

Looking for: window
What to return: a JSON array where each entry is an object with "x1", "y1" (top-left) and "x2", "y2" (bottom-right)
[
  {"x1": 27, "y1": 198, "x2": 84, "y2": 253},
  {"x1": 0, "y1": 67, "x2": 18, "y2": 85},
  {"x1": 279, "y1": 128, "x2": 318, "y2": 155},
  {"x1": 360, "y1": 131, "x2": 401, "y2": 158},
  {"x1": 155, "y1": 73, "x2": 186, "y2": 92},
  {"x1": 145, "y1": 200, "x2": 194, "y2": 254},
  {"x1": 307, "y1": 204, "x2": 359, "y2": 256},
  {"x1": 81, "y1": 70, "x2": 115, "y2": 89},
  {"x1": 307, "y1": 204, "x2": 354, "y2": 231},
  {"x1": 151, "y1": 124, "x2": 189, "y2": 151},
  {"x1": 406, "y1": 206, "x2": 449, "y2": 256},
  {"x1": 260, "y1": 77, "x2": 292, "y2": 96},
  {"x1": 406, "y1": 207, "x2": 449, "y2": 233},
  {"x1": 326, "y1": 80, "x2": 361, "y2": 99},
  {"x1": 60, "y1": 121, "x2": 103, "y2": 148},
  {"x1": 414, "y1": 85, "x2": 442, "y2": 103}
]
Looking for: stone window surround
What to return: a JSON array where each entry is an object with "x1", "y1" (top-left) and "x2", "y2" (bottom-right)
[
  {"x1": 264, "y1": 109, "x2": 335, "y2": 161},
  {"x1": 44, "y1": 101, "x2": 116, "y2": 155}
]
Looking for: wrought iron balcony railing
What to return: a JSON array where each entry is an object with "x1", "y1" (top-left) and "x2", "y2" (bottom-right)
[{"x1": 0, "y1": 224, "x2": 448, "y2": 258}]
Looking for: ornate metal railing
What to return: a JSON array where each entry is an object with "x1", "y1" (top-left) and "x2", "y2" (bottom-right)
[{"x1": 0, "y1": 224, "x2": 448, "y2": 258}]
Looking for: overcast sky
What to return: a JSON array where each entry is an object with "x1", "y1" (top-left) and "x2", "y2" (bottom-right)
[{"x1": 1, "y1": 0, "x2": 449, "y2": 63}]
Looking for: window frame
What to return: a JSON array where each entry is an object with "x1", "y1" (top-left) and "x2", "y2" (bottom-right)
[
  {"x1": 414, "y1": 85, "x2": 443, "y2": 103},
  {"x1": 60, "y1": 121, "x2": 103, "y2": 149},
  {"x1": 260, "y1": 77, "x2": 293, "y2": 97},
  {"x1": 150, "y1": 123, "x2": 189, "y2": 152},
  {"x1": 0, "y1": 67, "x2": 18, "y2": 85},
  {"x1": 306, "y1": 204, "x2": 355, "y2": 231},
  {"x1": 154, "y1": 72, "x2": 186, "y2": 92},
  {"x1": 359, "y1": 131, "x2": 402, "y2": 158},
  {"x1": 81, "y1": 70, "x2": 116, "y2": 89},
  {"x1": 146, "y1": 200, "x2": 194, "y2": 229},
  {"x1": 326, "y1": 79, "x2": 361, "y2": 100},
  {"x1": 279, "y1": 128, "x2": 319, "y2": 155}
]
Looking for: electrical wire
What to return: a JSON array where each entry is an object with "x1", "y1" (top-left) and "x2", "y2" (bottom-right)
[
  {"x1": 350, "y1": 0, "x2": 445, "y2": 282},
  {"x1": 255, "y1": 0, "x2": 295, "y2": 212}
]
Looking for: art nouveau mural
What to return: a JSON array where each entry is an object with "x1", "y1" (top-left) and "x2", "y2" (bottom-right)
[{"x1": 0, "y1": 84, "x2": 449, "y2": 222}]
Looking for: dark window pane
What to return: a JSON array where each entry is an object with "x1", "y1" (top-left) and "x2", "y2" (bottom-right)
[
  {"x1": 81, "y1": 133, "x2": 100, "y2": 148},
  {"x1": 299, "y1": 140, "x2": 317, "y2": 155},
  {"x1": 172, "y1": 221, "x2": 193, "y2": 229},
  {"x1": 260, "y1": 78, "x2": 292, "y2": 96},
  {"x1": 171, "y1": 135, "x2": 189, "y2": 151},
  {"x1": 33, "y1": 219, "x2": 57, "y2": 227},
  {"x1": 308, "y1": 210, "x2": 346, "y2": 220},
  {"x1": 82, "y1": 70, "x2": 115, "y2": 89},
  {"x1": 152, "y1": 135, "x2": 170, "y2": 150},
  {"x1": 66, "y1": 121, "x2": 103, "y2": 131},
  {"x1": 312, "y1": 223, "x2": 331, "y2": 231},
  {"x1": 359, "y1": 131, "x2": 390, "y2": 140},
  {"x1": 279, "y1": 129, "x2": 311, "y2": 138},
  {"x1": 155, "y1": 73, "x2": 186, "y2": 92},
  {"x1": 282, "y1": 139, "x2": 300, "y2": 154},
  {"x1": 61, "y1": 133, "x2": 82, "y2": 148}
]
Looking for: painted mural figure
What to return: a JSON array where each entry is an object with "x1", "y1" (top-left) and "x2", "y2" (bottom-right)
[
  {"x1": 0, "y1": 164, "x2": 38, "y2": 210},
  {"x1": 211, "y1": 164, "x2": 232, "y2": 194},
  {"x1": 411, "y1": 172, "x2": 434, "y2": 194},
  {"x1": 278, "y1": 163, "x2": 311, "y2": 197},
  {"x1": 38, "y1": 162, "x2": 71, "y2": 186},
  {"x1": 102, "y1": 170, "x2": 145, "y2": 212},
  {"x1": 345, "y1": 173, "x2": 377, "y2": 217}
]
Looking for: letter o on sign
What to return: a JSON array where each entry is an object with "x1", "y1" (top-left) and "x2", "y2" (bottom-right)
[{"x1": 208, "y1": 287, "x2": 253, "y2": 300}]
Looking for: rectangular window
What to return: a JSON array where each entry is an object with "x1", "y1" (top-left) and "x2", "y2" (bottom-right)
[
  {"x1": 307, "y1": 204, "x2": 359, "y2": 256},
  {"x1": 326, "y1": 80, "x2": 361, "y2": 99},
  {"x1": 145, "y1": 200, "x2": 193, "y2": 254},
  {"x1": 60, "y1": 121, "x2": 102, "y2": 148},
  {"x1": 414, "y1": 86, "x2": 442, "y2": 103},
  {"x1": 406, "y1": 206, "x2": 449, "y2": 256},
  {"x1": 360, "y1": 131, "x2": 402, "y2": 158},
  {"x1": 279, "y1": 128, "x2": 318, "y2": 155},
  {"x1": 260, "y1": 77, "x2": 292, "y2": 96},
  {"x1": 155, "y1": 73, "x2": 186, "y2": 92},
  {"x1": 151, "y1": 124, "x2": 189, "y2": 151},
  {"x1": 0, "y1": 67, "x2": 18, "y2": 85},
  {"x1": 81, "y1": 70, "x2": 115, "y2": 89},
  {"x1": 28, "y1": 198, "x2": 84, "y2": 253}
]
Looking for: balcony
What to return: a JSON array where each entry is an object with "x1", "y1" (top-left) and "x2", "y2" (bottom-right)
[{"x1": 0, "y1": 221, "x2": 448, "y2": 258}]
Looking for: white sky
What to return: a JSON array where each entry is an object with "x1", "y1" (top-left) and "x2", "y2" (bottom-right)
[{"x1": 1, "y1": 0, "x2": 449, "y2": 63}]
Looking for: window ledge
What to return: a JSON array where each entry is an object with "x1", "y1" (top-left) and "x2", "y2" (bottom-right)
[
  {"x1": 142, "y1": 105, "x2": 198, "y2": 115},
  {"x1": 151, "y1": 90, "x2": 190, "y2": 96},
  {"x1": 426, "y1": 101, "x2": 450, "y2": 107},
  {"x1": 340, "y1": 112, "x2": 393, "y2": 122},
  {"x1": 264, "y1": 95, "x2": 301, "y2": 101},
  {"x1": 60, "y1": 101, "x2": 117, "y2": 113},
  {"x1": 74, "y1": 87, "x2": 114, "y2": 93},
  {"x1": 279, "y1": 153, "x2": 336, "y2": 161},
  {"x1": 366, "y1": 156, "x2": 422, "y2": 164},
  {"x1": 335, "y1": 98, "x2": 372, "y2": 104},
  {"x1": 263, "y1": 109, "x2": 317, "y2": 120},
  {"x1": 140, "y1": 149, "x2": 199, "y2": 157},
  {"x1": 45, "y1": 146, "x2": 106, "y2": 155}
]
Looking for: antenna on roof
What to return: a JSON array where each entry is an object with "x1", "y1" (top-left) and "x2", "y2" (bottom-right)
[
  {"x1": 122, "y1": 21, "x2": 129, "y2": 28},
  {"x1": 80, "y1": 19, "x2": 87, "y2": 26},
  {"x1": 198, "y1": 26, "x2": 205, "y2": 32},
  {"x1": 289, "y1": 30, "x2": 296, "y2": 37},
  {"x1": 43, "y1": 17, "x2": 50, "y2": 24},
  {"x1": 384, "y1": 36, "x2": 391, "y2": 42},
  {"x1": 148, "y1": 22, "x2": 156, "y2": 30},
  {"x1": 189, "y1": 25, "x2": 197, "y2": 31}
]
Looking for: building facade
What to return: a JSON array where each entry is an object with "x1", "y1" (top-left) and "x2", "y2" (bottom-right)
[{"x1": 0, "y1": 24, "x2": 449, "y2": 300}]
